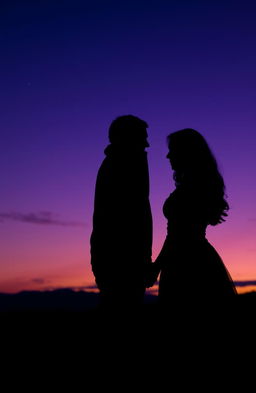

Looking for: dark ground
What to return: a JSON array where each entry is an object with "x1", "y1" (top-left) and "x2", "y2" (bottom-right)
[{"x1": 1, "y1": 289, "x2": 254, "y2": 358}]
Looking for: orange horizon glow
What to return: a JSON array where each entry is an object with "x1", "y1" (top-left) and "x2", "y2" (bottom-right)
[{"x1": 0, "y1": 265, "x2": 255, "y2": 295}]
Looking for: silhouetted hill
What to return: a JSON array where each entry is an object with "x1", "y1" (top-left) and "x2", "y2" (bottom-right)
[
  {"x1": 0, "y1": 289, "x2": 255, "y2": 314},
  {"x1": 0, "y1": 288, "x2": 157, "y2": 312},
  {"x1": 0, "y1": 289, "x2": 99, "y2": 312}
]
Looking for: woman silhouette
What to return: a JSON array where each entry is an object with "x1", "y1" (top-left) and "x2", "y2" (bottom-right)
[{"x1": 148, "y1": 129, "x2": 237, "y2": 309}]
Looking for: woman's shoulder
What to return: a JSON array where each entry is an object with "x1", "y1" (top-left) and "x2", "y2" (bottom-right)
[
  {"x1": 167, "y1": 186, "x2": 190, "y2": 202},
  {"x1": 163, "y1": 188, "x2": 182, "y2": 217},
  {"x1": 163, "y1": 185, "x2": 207, "y2": 218}
]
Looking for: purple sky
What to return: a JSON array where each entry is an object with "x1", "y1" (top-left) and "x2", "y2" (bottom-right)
[{"x1": 1, "y1": 0, "x2": 256, "y2": 293}]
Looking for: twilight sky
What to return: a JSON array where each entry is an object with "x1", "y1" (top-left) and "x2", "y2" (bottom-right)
[{"x1": 1, "y1": 0, "x2": 256, "y2": 294}]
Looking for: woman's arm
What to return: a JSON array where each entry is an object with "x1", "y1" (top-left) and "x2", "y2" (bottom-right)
[{"x1": 145, "y1": 236, "x2": 171, "y2": 287}]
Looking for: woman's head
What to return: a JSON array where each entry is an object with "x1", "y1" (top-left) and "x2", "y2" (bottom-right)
[
  {"x1": 167, "y1": 128, "x2": 216, "y2": 173},
  {"x1": 166, "y1": 128, "x2": 229, "y2": 225}
]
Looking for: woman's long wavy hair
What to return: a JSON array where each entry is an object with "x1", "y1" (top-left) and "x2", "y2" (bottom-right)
[{"x1": 167, "y1": 128, "x2": 229, "y2": 226}]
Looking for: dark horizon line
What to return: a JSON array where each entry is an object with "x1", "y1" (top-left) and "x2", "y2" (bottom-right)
[{"x1": 1, "y1": 280, "x2": 256, "y2": 296}]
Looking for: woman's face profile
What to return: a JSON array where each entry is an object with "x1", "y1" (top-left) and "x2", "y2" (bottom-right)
[
  {"x1": 166, "y1": 146, "x2": 177, "y2": 170},
  {"x1": 167, "y1": 141, "x2": 187, "y2": 172}
]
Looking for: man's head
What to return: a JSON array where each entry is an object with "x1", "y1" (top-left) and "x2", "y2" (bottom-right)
[{"x1": 108, "y1": 115, "x2": 149, "y2": 149}]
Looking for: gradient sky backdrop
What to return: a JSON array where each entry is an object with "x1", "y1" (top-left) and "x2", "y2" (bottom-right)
[{"x1": 1, "y1": 0, "x2": 256, "y2": 294}]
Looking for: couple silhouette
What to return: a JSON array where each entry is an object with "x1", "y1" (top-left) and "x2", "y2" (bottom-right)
[{"x1": 90, "y1": 115, "x2": 237, "y2": 311}]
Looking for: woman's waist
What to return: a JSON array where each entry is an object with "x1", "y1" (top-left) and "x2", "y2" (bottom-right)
[{"x1": 167, "y1": 228, "x2": 207, "y2": 241}]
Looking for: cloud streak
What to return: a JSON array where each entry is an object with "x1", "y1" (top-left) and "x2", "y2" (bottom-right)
[
  {"x1": 0, "y1": 211, "x2": 86, "y2": 227},
  {"x1": 31, "y1": 278, "x2": 48, "y2": 285}
]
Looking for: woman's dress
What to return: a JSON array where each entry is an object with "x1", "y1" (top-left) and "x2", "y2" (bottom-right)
[{"x1": 158, "y1": 187, "x2": 237, "y2": 306}]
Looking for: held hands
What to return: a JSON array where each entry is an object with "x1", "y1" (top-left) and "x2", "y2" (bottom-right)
[{"x1": 145, "y1": 261, "x2": 161, "y2": 288}]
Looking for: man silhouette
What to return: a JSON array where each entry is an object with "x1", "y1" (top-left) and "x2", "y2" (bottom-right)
[{"x1": 90, "y1": 115, "x2": 153, "y2": 309}]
